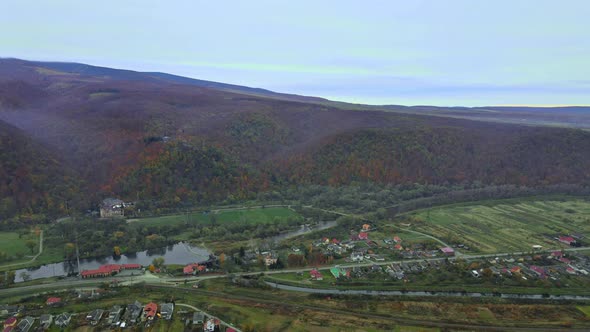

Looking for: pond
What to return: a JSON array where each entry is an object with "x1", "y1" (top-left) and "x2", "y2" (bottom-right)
[{"x1": 14, "y1": 242, "x2": 210, "y2": 282}]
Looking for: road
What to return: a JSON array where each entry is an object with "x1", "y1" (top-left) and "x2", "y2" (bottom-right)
[{"x1": 0, "y1": 230, "x2": 44, "y2": 270}]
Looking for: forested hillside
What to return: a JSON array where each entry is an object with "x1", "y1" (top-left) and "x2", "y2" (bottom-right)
[
  {"x1": 1, "y1": 58, "x2": 590, "y2": 220},
  {"x1": 0, "y1": 120, "x2": 82, "y2": 224}
]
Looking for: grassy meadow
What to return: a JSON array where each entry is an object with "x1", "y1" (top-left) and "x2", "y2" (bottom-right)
[
  {"x1": 129, "y1": 206, "x2": 302, "y2": 227},
  {"x1": 406, "y1": 197, "x2": 590, "y2": 253}
]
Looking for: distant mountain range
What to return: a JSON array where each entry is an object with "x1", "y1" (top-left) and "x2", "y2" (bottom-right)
[{"x1": 1, "y1": 58, "x2": 589, "y2": 218}]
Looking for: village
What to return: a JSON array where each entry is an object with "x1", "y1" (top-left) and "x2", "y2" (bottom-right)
[{"x1": 2, "y1": 294, "x2": 239, "y2": 332}]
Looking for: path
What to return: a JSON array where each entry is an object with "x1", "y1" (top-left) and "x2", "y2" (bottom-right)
[
  {"x1": 0, "y1": 230, "x2": 43, "y2": 269},
  {"x1": 176, "y1": 303, "x2": 242, "y2": 332}
]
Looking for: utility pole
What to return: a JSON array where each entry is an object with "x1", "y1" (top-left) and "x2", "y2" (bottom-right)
[{"x1": 75, "y1": 230, "x2": 81, "y2": 278}]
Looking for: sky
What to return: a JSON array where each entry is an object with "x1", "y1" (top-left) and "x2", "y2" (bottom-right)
[{"x1": 1, "y1": 0, "x2": 589, "y2": 106}]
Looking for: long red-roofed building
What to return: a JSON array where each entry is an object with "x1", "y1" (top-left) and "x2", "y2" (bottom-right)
[{"x1": 80, "y1": 263, "x2": 142, "y2": 278}]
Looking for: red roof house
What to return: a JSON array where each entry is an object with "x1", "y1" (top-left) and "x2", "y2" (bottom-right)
[
  {"x1": 144, "y1": 302, "x2": 158, "y2": 320},
  {"x1": 46, "y1": 297, "x2": 62, "y2": 306},
  {"x1": 394, "y1": 244, "x2": 403, "y2": 250},
  {"x1": 530, "y1": 265, "x2": 546, "y2": 278},
  {"x1": 440, "y1": 247, "x2": 455, "y2": 256},
  {"x1": 551, "y1": 251, "x2": 564, "y2": 258},
  {"x1": 358, "y1": 232, "x2": 368, "y2": 240},
  {"x1": 122, "y1": 263, "x2": 142, "y2": 270},
  {"x1": 310, "y1": 269, "x2": 323, "y2": 280},
  {"x1": 559, "y1": 236, "x2": 576, "y2": 245},
  {"x1": 183, "y1": 265, "x2": 194, "y2": 275},
  {"x1": 3, "y1": 317, "x2": 17, "y2": 329},
  {"x1": 559, "y1": 257, "x2": 572, "y2": 264},
  {"x1": 510, "y1": 266, "x2": 521, "y2": 274},
  {"x1": 393, "y1": 236, "x2": 401, "y2": 243}
]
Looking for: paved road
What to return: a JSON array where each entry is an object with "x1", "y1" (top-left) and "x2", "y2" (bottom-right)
[{"x1": 0, "y1": 230, "x2": 44, "y2": 269}]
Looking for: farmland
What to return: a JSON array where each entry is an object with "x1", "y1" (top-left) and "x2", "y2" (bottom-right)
[{"x1": 405, "y1": 197, "x2": 590, "y2": 253}]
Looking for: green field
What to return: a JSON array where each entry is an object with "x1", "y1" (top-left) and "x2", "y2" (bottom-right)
[
  {"x1": 0, "y1": 232, "x2": 31, "y2": 256},
  {"x1": 130, "y1": 206, "x2": 302, "y2": 227},
  {"x1": 407, "y1": 197, "x2": 590, "y2": 253}
]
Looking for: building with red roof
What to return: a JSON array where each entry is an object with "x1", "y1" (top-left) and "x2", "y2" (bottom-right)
[
  {"x1": 358, "y1": 232, "x2": 368, "y2": 240},
  {"x1": 559, "y1": 236, "x2": 576, "y2": 245},
  {"x1": 122, "y1": 263, "x2": 142, "y2": 270},
  {"x1": 144, "y1": 302, "x2": 158, "y2": 320},
  {"x1": 310, "y1": 269, "x2": 323, "y2": 280},
  {"x1": 394, "y1": 244, "x2": 403, "y2": 251},
  {"x1": 440, "y1": 247, "x2": 455, "y2": 256},
  {"x1": 46, "y1": 297, "x2": 62, "y2": 306},
  {"x1": 393, "y1": 236, "x2": 401, "y2": 243},
  {"x1": 510, "y1": 266, "x2": 521, "y2": 274},
  {"x1": 551, "y1": 251, "x2": 564, "y2": 258},
  {"x1": 3, "y1": 317, "x2": 17, "y2": 331},
  {"x1": 80, "y1": 264, "x2": 121, "y2": 278}
]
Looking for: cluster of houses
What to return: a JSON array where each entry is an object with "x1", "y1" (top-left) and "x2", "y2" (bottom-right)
[
  {"x1": 80, "y1": 263, "x2": 142, "y2": 278},
  {"x1": 2, "y1": 296, "x2": 239, "y2": 332},
  {"x1": 469, "y1": 251, "x2": 590, "y2": 280}
]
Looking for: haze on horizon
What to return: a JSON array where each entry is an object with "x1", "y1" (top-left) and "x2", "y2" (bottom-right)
[{"x1": 1, "y1": 0, "x2": 589, "y2": 107}]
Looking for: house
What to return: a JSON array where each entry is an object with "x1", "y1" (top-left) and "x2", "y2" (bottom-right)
[
  {"x1": 327, "y1": 244, "x2": 344, "y2": 254},
  {"x1": 393, "y1": 236, "x2": 401, "y2": 243},
  {"x1": 3, "y1": 317, "x2": 17, "y2": 332},
  {"x1": 362, "y1": 224, "x2": 370, "y2": 231},
  {"x1": 192, "y1": 312, "x2": 205, "y2": 325},
  {"x1": 310, "y1": 269, "x2": 323, "y2": 280},
  {"x1": 559, "y1": 236, "x2": 576, "y2": 246},
  {"x1": 471, "y1": 270, "x2": 480, "y2": 278},
  {"x1": 183, "y1": 265, "x2": 195, "y2": 275},
  {"x1": 86, "y1": 309, "x2": 104, "y2": 325},
  {"x1": 204, "y1": 318, "x2": 220, "y2": 332},
  {"x1": 100, "y1": 198, "x2": 125, "y2": 218},
  {"x1": 440, "y1": 247, "x2": 455, "y2": 256},
  {"x1": 124, "y1": 301, "x2": 143, "y2": 324},
  {"x1": 107, "y1": 305, "x2": 123, "y2": 325},
  {"x1": 54, "y1": 313, "x2": 71, "y2": 328},
  {"x1": 264, "y1": 255, "x2": 278, "y2": 266},
  {"x1": 39, "y1": 315, "x2": 52, "y2": 330},
  {"x1": 350, "y1": 251, "x2": 363, "y2": 262},
  {"x1": 144, "y1": 302, "x2": 158, "y2": 321},
  {"x1": 532, "y1": 245, "x2": 543, "y2": 251},
  {"x1": 45, "y1": 297, "x2": 61, "y2": 306},
  {"x1": 358, "y1": 232, "x2": 368, "y2": 241},
  {"x1": 394, "y1": 244, "x2": 403, "y2": 251},
  {"x1": 15, "y1": 316, "x2": 34, "y2": 332},
  {"x1": 510, "y1": 266, "x2": 521, "y2": 274},
  {"x1": 0, "y1": 305, "x2": 19, "y2": 318},
  {"x1": 529, "y1": 265, "x2": 546, "y2": 278},
  {"x1": 566, "y1": 267, "x2": 577, "y2": 275},
  {"x1": 559, "y1": 257, "x2": 572, "y2": 264},
  {"x1": 551, "y1": 251, "x2": 564, "y2": 259},
  {"x1": 160, "y1": 303, "x2": 174, "y2": 320},
  {"x1": 330, "y1": 267, "x2": 346, "y2": 278}
]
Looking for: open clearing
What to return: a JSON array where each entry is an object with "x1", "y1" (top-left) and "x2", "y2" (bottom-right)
[
  {"x1": 0, "y1": 232, "x2": 33, "y2": 256},
  {"x1": 406, "y1": 197, "x2": 590, "y2": 253},
  {"x1": 130, "y1": 206, "x2": 302, "y2": 227}
]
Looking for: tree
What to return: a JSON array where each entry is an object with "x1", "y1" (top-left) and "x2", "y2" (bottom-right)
[
  {"x1": 152, "y1": 257, "x2": 165, "y2": 268},
  {"x1": 19, "y1": 271, "x2": 31, "y2": 282},
  {"x1": 113, "y1": 246, "x2": 121, "y2": 256},
  {"x1": 25, "y1": 240, "x2": 36, "y2": 254}
]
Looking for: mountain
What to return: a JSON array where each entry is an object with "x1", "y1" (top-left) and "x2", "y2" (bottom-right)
[
  {"x1": 0, "y1": 120, "x2": 81, "y2": 223},
  {"x1": 1, "y1": 58, "x2": 590, "y2": 218}
]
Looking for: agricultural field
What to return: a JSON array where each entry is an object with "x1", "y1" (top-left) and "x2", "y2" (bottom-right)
[
  {"x1": 129, "y1": 206, "x2": 302, "y2": 227},
  {"x1": 406, "y1": 197, "x2": 590, "y2": 253}
]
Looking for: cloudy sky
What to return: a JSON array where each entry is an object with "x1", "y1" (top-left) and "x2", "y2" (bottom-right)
[{"x1": 1, "y1": 0, "x2": 589, "y2": 106}]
